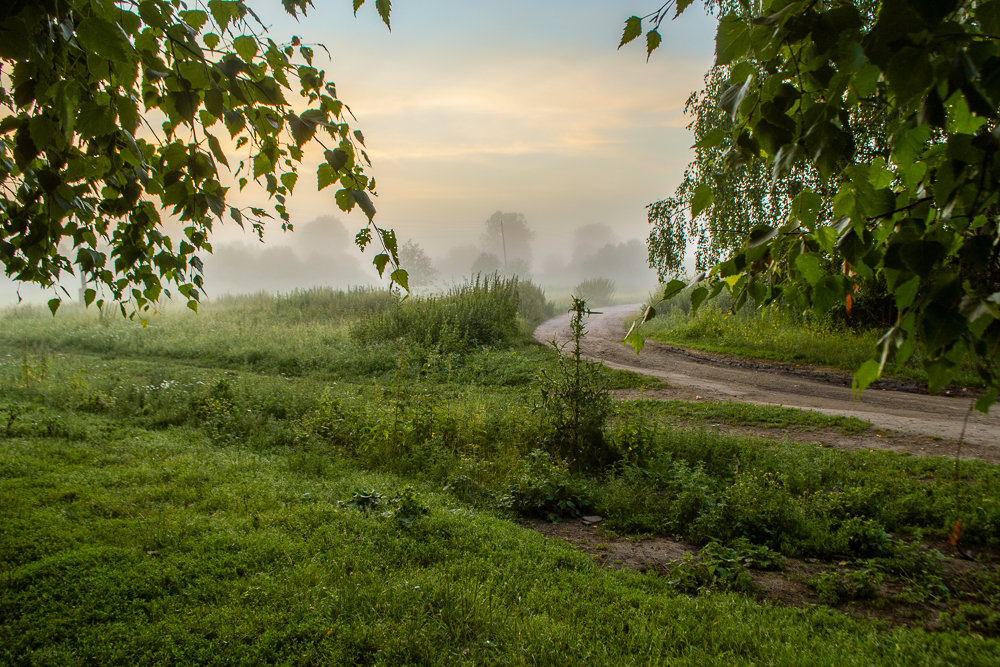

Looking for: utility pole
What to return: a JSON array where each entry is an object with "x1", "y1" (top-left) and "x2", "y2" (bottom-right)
[{"x1": 499, "y1": 215, "x2": 508, "y2": 273}]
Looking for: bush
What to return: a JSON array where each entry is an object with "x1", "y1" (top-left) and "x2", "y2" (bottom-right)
[
  {"x1": 572, "y1": 278, "x2": 616, "y2": 306},
  {"x1": 516, "y1": 280, "x2": 556, "y2": 326}
]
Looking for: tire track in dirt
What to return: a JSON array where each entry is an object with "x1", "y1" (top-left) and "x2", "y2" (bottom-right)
[{"x1": 534, "y1": 304, "x2": 1000, "y2": 462}]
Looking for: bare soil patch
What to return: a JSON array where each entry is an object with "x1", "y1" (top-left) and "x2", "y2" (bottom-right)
[{"x1": 526, "y1": 517, "x2": 1000, "y2": 633}]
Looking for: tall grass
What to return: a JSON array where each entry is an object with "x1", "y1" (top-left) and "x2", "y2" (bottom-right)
[
  {"x1": 351, "y1": 275, "x2": 523, "y2": 350},
  {"x1": 211, "y1": 286, "x2": 396, "y2": 323}
]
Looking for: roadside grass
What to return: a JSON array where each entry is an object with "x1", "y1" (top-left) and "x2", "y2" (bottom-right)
[
  {"x1": 615, "y1": 397, "x2": 872, "y2": 434},
  {"x1": 2, "y1": 284, "x2": 999, "y2": 661},
  {"x1": 638, "y1": 295, "x2": 982, "y2": 388},
  {"x1": 2, "y1": 412, "x2": 999, "y2": 664}
]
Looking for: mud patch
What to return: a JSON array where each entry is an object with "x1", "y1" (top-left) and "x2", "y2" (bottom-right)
[{"x1": 527, "y1": 517, "x2": 1000, "y2": 633}]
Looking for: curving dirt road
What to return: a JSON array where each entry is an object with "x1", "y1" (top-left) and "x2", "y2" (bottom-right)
[{"x1": 534, "y1": 305, "x2": 1000, "y2": 461}]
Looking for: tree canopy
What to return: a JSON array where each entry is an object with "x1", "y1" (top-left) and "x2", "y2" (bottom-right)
[
  {"x1": 625, "y1": 0, "x2": 1000, "y2": 411},
  {"x1": 0, "y1": 0, "x2": 404, "y2": 316}
]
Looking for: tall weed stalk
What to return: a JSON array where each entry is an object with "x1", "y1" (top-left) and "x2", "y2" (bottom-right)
[{"x1": 538, "y1": 298, "x2": 615, "y2": 471}]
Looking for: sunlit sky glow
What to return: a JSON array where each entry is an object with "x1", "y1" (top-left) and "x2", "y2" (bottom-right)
[
  {"x1": 245, "y1": 0, "x2": 717, "y2": 249},
  {"x1": 2, "y1": 1, "x2": 719, "y2": 302}
]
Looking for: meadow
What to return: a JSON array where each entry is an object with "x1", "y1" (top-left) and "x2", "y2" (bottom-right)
[{"x1": 2, "y1": 279, "x2": 999, "y2": 664}]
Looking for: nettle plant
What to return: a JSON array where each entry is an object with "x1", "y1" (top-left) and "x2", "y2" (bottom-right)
[
  {"x1": 0, "y1": 0, "x2": 405, "y2": 315},
  {"x1": 625, "y1": 0, "x2": 1000, "y2": 411}
]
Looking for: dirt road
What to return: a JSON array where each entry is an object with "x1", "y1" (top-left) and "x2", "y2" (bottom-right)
[{"x1": 534, "y1": 304, "x2": 1000, "y2": 460}]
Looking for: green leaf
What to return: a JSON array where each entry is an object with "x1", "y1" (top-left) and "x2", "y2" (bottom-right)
[
  {"x1": 646, "y1": 30, "x2": 662, "y2": 59},
  {"x1": 662, "y1": 279, "x2": 687, "y2": 301},
  {"x1": 894, "y1": 276, "x2": 920, "y2": 310},
  {"x1": 76, "y1": 18, "x2": 132, "y2": 63},
  {"x1": 353, "y1": 190, "x2": 376, "y2": 221},
  {"x1": 335, "y1": 188, "x2": 356, "y2": 212},
  {"x1": 375, "y1": 0, "x2": 392, "y2": 29},
  {"x1": 975, "y1": 387, "x2": 999, "y2": 413},
  {"x1": 47, "y1": 298, "x2": 60, "y2": 316},
  {"x1": 886, "y1": 47, "x2": 932, "y2": 105},
  {"x1": 373, "y1": 252, "x2": 390, "y2": 276},
  {"x1": 206, "y1": 133, "x2": 229, "y2": 168},
  {"x1": 619, "y1": 16, "x2": 642, "y2": 49},
  {"x1": 691, "y1": 183, "x2": 714, "y2": 218},
  {"x1": 233, "y1": 35, "x2": 258, "y2": 63},
  {"x1": 852, "y1": 359, "x2": 881, "y2": 397},
  {"x1": 390, "y1": 268, "x2": 408, "y2": 291},
  {"x1": 695, "y1": 128, "x2": 726, "y2": 150},
  {"x1": 794, "y1": 253, "x2": 824, "y2": 286},
  {"x1": 690, "y1": 286, "x2": 709, "y2": 313},
  {"x1": 317, "y1": 163, "x2": 337, "y2": 190},
  {"x1": 715, "y1": 17, "x2": 751, "y2": 66},
  {"x1": 253, "y1": 152, "x2": 273, "y2": 179},
  {"x1": 623, "y1": 321, "x2": 646, "y2": 354},
  {"x1": 180, "y1": 9, "x2": 208, "y2": 31},
  {"x1": 675, "y1": 0, "x2": 695, "y2": 16},
  {"x1": 325, "y1": 148, "x2": 350, "y2": 172}
]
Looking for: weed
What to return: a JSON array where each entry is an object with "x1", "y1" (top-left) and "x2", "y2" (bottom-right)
[
  {"x1": 351, "y1": 275, "x2": 522, "y2": 351},
  {"x1": 810, "y1": 566, "x2": 884, "y2": 605},
  {"x1": 344, "y1": 486, "x2": 429, "y2": 528},
  {"x1": 500, "y1": 450, "x2": 592, "y2": 520},
  {"x1": 2, "y1": 403, "x2": 22, "y2": 436},
  {"x1": 538, "y1": 298, "x2": 615, "y2": 471},
  {"x1": 939, "y1": 604, "x2": 1000, "y2": 636},
  {"x1": 20, "y1": 342, "x2": 49, "y2": 388},
  {"x1": 666, "y1": 539, "x2": 781, "y2": 595}
]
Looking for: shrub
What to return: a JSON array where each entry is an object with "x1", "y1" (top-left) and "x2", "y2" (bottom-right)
[
  {"x1": 516, "y1": 280, "x2": 556, "y2": 326},
  {"x1": 572, "y1": 277, "x2": 616, "y2": 306}
]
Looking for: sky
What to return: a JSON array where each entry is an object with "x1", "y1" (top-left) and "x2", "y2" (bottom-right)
[
  {"x1": 248, "y1": 0, "x2": 718, "y2": 250},
  {"x1": 1, "y1": 1, "x2": 719, "y2": 303}
]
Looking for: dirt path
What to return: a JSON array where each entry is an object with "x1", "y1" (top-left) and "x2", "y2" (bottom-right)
[{"x1": 534, "y1": 305, "x2": 1000, "y2": 461}]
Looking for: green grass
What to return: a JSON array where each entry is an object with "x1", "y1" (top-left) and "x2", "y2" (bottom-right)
[
  {"x1": 2, "y1": 287, "x2": 1000, "y2": 662},
  {"x1": 639, "y1": 296, "x2": 983, "y2": 388},
  {"x1": 3, "y1": 412, "x2": 999, "y2": 664},
  {"x1": 617, "y1": 397, "x2": 872, "y2": 434}
]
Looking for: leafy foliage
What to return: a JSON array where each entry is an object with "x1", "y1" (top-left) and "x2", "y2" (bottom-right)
[
  {"x1": 627, "y1": 0, "x2": 1000, "y2": 411},
  {"x1": 0, "y1": 0, "x2": 402, "y2": 315}
]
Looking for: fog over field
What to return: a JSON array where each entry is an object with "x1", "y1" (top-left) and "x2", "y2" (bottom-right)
[{"x1": 1, "y1": 1, "x2": 716, "y2": 306}]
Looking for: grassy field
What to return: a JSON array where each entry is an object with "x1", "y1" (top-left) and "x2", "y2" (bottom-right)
[
  {"x1": 2, "y1": 282, "x2": 999, "y2": 664},
  {"x1": 638, "y1": 291, "x2": 983, "y2": 388}
]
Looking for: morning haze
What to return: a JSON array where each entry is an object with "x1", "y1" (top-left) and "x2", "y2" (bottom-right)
[{"x1": 0, "y1": 1, "x2": 717, "y2": 304}]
